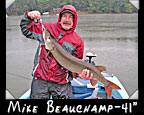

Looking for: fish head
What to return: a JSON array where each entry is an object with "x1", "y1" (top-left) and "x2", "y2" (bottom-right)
[{"x1": 43, "y1": 30, "x2": 54, "y2": 50}]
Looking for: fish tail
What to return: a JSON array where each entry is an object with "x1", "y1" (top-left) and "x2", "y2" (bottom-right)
[{"x1": 104, "y1": 80, "x2": 121, "y2": 98}]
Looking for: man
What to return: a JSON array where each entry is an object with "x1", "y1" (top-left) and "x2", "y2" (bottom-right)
[{"x1": 20, "y1": 5, "x2": 94, "y2": 99}]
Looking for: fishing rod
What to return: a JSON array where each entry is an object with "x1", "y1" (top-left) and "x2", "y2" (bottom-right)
[
  {"x1": 6, "y1": 17, "x2": 45, "y2": 82},
  {"x1": 6, "y1": 72, "x2": 32, "y2": 80},
  {"x1": 6, "y1": 18, "x2": 47, "y2": 82}
]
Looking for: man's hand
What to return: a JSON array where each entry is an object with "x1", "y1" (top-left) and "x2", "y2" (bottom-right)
[
  {"x1": 78, "y1": 69, "x2": 94, "y2": 80},
  {"x1": 28, "y1": 11, "x2": 41, "y2": 19}
]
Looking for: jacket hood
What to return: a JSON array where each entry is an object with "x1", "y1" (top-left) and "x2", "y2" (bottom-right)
[{"x1": 57, "y1": 5, "x2": 77, "y2": 32}]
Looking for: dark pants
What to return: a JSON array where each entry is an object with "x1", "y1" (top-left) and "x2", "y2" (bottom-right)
[{"x1": 30, "y1": 78, "x2": 73, "y2": 99}]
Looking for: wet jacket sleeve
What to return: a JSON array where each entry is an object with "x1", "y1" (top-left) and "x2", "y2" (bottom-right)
[{"x1": 20, "y1": 11, "x2": 44, "y2": 43}]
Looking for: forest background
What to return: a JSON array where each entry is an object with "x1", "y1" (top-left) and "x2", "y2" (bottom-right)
[{"x1": 6, "y1": 0, "x2": 138, "y2": 16}]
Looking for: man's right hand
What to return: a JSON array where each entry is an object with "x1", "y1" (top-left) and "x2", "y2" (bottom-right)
[
  {"x1": 78, "y1": 69, "x2": 94, "y2": 80},
  {"x1": 28, "y1": 11, "x2": 41, "y2": 19}
]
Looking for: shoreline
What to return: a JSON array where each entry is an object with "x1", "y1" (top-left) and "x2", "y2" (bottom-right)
[{"x1": 7, "y1": 12, "x2": 138, "y2": 17}]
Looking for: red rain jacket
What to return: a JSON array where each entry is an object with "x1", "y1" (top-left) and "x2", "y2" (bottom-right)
[{"x1": 20, "y1": 5, "x2": 84, "y2": 84}]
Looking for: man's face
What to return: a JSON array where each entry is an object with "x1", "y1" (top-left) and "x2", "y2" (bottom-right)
[{"x1": 60, "y1": 12, "x2": 74, "y2": 30}]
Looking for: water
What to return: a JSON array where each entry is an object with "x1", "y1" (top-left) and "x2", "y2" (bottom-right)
[{"x1": 6, "y1": 14, "x2": 138, "y2": 98}]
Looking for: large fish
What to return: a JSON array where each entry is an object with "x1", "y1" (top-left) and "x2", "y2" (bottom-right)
[{"x1": 43, "y1": 29, "x2": 121, "y2": 98}]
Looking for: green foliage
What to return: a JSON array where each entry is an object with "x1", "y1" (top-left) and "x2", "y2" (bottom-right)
[{"x1": 6, "y1": 0, "x2": 137, "y2": 15}]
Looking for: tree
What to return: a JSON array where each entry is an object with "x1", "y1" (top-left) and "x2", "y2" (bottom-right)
[{"x1": 6, "y1": 0, "x2": 138, "y2": 15}]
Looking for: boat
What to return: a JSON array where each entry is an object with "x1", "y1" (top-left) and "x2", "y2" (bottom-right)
[
  {"x1": 19, "y1": 52, "x2": 129, "y2": 99},
  {"x1": 19, "y1": 72, "x2": 129, "y2": 99}
]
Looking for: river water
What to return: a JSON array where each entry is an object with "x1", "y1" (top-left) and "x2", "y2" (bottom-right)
[{"x1": 6, "y1": 14, "x2": 138, "y2": 98}]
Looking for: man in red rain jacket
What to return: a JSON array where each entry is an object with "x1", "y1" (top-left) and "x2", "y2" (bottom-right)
[{"x1": 20, "y1": 5, "x2": 94, "y2": 99}]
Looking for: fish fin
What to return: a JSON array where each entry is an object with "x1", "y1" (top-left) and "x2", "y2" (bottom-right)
[
  {"x1": 95, "y1": 66, "x2": 106, "y2": 72},
  {"x1": 104, "y1": 80, "x2": 121, "y2": 98},
  {"x1": 90, "y1": 79, "x2": 97, "y2": 86},
  {"x1": 46, "y1": 50, "x2": 51, "y2": 57}
]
